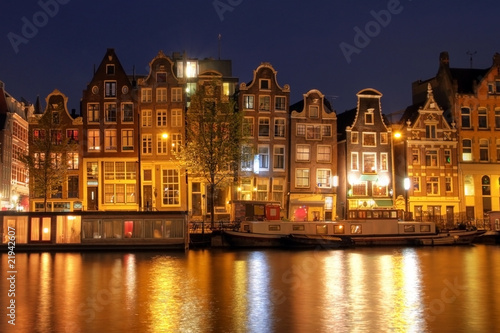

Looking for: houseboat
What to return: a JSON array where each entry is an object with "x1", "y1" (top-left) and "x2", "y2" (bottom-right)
[
  {"x1": 222, "y1": 209, "x2": 485, "y2": 248},
  {"x1": 0, "y1": 211, "x2": 188, "y2": 251}
]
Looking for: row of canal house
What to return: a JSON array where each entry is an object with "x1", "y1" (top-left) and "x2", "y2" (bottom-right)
[{"x1": 19, "y1": 49, "x2": 500, "y2": 226}]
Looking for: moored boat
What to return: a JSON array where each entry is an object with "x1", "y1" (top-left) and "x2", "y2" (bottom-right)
[{"x1": 222, "y1": 209, "x2": 486, "y2": 248}]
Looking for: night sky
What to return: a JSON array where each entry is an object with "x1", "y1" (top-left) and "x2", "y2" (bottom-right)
[{"x1": 2, "y1": 0, "x2": 499, "y2": 115}]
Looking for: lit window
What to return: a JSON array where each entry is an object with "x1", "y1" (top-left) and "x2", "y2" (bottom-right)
[
  {"x1": 141, "y1": 88, "x2": 152, "y2": 103},
  {"x1": 363, "y1": 153, "x2": 376, "y2": 173},
  {"x1": 122, "y1": 130, "x2": 134, "y2": 151},
  {"x1": 122, "y1": 103, "x2": 134, "y2": 122},
  {"x1": 296, "y1": 145, "x2": 310, "y2": 161},
  {"x1": 258, "y1": 145, "x2": 269, "y2": 169},
  {"x1": 317, "y1": 169, "x2": 331, "y2": 188},
  {"x1": 87, "y1": 104, "x2": 99, "y2": 123},
  {"x1": 295, "y1": 169, "x2": 310, "y2": 188},
  {"x1": 274, "y1": 118, "x2": 285, "y2": 138},
  {"x1": 172, "y1": 88, "x2": 182, "y2": 102},
  {"x1": 105, "y1": 129, "x2": 117, "y2": 151},
  {"x1": 243, "y1": 95, "x2": 254, "y2": 110},
  {"x1": 259, "y1": 96, "x2": 270, "y2": 111},
  {"x1": 156, "y1": 88, "x2": 167, "y2": 102},
  {"x1": 462, "y1": 139, "x2": 472, "y2": 161},
  {"x1": 317, "y1": 145, "x2": 331, "y2": 162}
]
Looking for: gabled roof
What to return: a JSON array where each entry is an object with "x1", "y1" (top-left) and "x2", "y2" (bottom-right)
[{"x1": 449, "y1": 67, "x2": 490, "y2": 94}]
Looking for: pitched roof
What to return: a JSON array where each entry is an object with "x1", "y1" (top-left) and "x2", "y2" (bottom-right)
[{"x1": 449, "y1": 67, "x2": 490, "y2": 94}]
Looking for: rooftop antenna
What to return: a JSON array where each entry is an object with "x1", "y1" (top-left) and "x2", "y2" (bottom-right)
[
  {"x1": 218, "y1": 34, "x2": 222, "y2": 60},
  {"x1": 466, "y1": 50, "x2": 477, "y2": 68}
]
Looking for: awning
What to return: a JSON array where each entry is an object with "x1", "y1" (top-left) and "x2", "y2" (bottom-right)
[
  {"x1": 375, "y1": 199, "x2": 393, "y2": 207},
  {"x1": 359, "y1": 175, "x2": 378, "y2": 182}
]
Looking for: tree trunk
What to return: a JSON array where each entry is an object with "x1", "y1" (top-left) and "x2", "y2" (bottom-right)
[{"x1": 210, "y1": 182, "x2": 215, "y2": 229}]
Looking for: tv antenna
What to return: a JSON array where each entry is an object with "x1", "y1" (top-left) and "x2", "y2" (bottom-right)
[{"x1": 466, "y1": 50, "x2": 477, "y2": 68}]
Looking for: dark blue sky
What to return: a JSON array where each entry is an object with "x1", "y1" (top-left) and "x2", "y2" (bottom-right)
[{"x1": 1, "y1": 0, "x2": 499, "y2": 115}]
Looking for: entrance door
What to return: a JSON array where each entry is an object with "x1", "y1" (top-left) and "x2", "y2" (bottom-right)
[
  {"x1": 446, "y1": 206, "x2": 454, "y2": 226},
  {"x1": 143, "y1": 185, "x2": 152, "y2": 211},
  {"x1": 87, "y1": 187, "x2": 98, "y2": 210}
]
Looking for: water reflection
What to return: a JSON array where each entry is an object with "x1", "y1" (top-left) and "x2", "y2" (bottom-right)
[{"x1": 1, "y1": 246, "x2": 500, "y2": 332}]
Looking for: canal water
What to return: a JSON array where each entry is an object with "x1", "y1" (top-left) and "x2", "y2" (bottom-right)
[{"x1": 1, "y1": 245, "x2": 500, "y2": 333}]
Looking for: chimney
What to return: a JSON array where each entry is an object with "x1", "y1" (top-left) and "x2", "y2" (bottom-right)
[{"x1": 493, "y1": 53, "x2": 500, "y2": 67}]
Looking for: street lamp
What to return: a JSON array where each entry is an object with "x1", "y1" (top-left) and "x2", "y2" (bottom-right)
[{"x1": 404, "y1": 177, "x2": 410, "y2": 220}]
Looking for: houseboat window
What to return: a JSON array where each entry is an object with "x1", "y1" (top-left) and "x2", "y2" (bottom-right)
[
  {"x1": 390, "y1": 211, "x2": 397, "y2": 219},
  {"x1": 165, "y1": 220, "x2": 184, "y2": 238},
  {"x1": 102, "y1": 220, "x2": 123, "y2": 239},
  {"x1": 404, "y1": 225, "x2": 415, "y2": 232},
  {"x1": 30, "y1": 217, "x2": 51, "y2": 241},
  {"x1": 243, "y1": 225, "x2": 250, "y2": 232},
  {"x1": 334, "y1": 225, "x2": 345, "y2": 234},
  {"x1": 2, "y1": 217, "x2": 28, "y2": 244},
  {"x1": 124, "y1": 220, "x2": 143, "y2": 238},
  {"x1": 269, "y1": 225, "x2": 281, "y2": 231},
  {"x1": 420, "y1": 225, "x2": 431, "y2": 232},
  {"x1": 145, "y1": 220, "x2": 164, "y2": 238},
  {"x1": 292, "y1": 225, "x2": 305, "y2": 231},
  {"x1": 351, "y1": 225, "x2": 362, "y2": 234},
  {"x1": 316, "y1": 225, "x2": 328, "y2": 235},
  {"x1": 82, "y1": 220, "x2": 101, "y2": 239},
  {"x1": 56, "y1": 216, "x2": 81, "y2": 243}
]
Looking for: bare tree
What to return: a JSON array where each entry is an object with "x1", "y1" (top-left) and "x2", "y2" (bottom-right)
[
  {"x1": 22, "y1": 105, "x2": 77, "y2": 212},
  {"x1": 177, "y1": 79, "x2": 244, "y2": 228}
]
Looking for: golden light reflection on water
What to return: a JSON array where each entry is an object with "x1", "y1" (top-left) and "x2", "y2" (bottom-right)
[{"x1": 3, "y1": 246, "x2": 500, "y2": 332}]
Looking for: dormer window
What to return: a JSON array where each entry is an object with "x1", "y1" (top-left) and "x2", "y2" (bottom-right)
[
  {"x1": 365, "y1": 109, "x2": 374, "y2": 124},
  {"x1": 309, "y1": 106, "x2": 319, "y2": 118},
  {"x1": 106, "y1": 64, "x2": 115, "y2": 75},
  {"x1": 259, "y1": 79, "x2": 270, "y2": 90}
]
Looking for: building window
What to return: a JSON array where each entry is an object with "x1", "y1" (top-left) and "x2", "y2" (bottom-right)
[
  {"x1": 241, "y1": 145, "x2": 253, "y2": 171},
  {"x1": 67, "y1": 152, "x2": 79, "y2": 170},
  {"x1": 352, "y1": 182, "x2": 367, "y2": 196},
  {"x1": 259, "y1": 79, "x2": 270, "y2": 90},
  {"x1": 105, "y1": 103, "x2": 117, "y2": 122},
  {"x1": 380, "y1": 153, "x2": 388, "y2": 171},
  {"x1": 104, "y1": 161, "x2": 136, "y2": 180},
  {"x1": 258, "y1": 118, "x2": 270, "y2": 137},
  {"x1": 122, "y1": 130, "x2": 134, "y2": 151},
  {"x1": 104, "y1": 129, "x2": 117, "y2": 151},
  {"x1": 87, "y1": 130, "x2": 100, "y2": 151},
  {"x1": 156, "y1": 72, "x2": 166, "y2": 82},
  {"x1": 482, "y1": 175, "x2": 490, "y2": 195},
  {"x1": 317, "y1": 145, "x2": 331, "y2": 162},
  {"x1": 495, "y1": 109, "x2": 500, "y2": 129},
  {"x1": 258, "y1": 145, "x2": 269, "y2": 170},
  {"x1": 478, "y1": 108, "x2": 488, "y2": 129},
  {"x1": 273, "y1": 146, "x2": 285, "y2": 170},
  {"x1": 306, "y1": 125, "x2": 321, "y2": 140},
  {"x1": 51, "y1": 130, "x2": 62, "y2": 145},
  {"x1": 496, "y1": 139, "x2": 500, "y2": 161},
  {"x1": 362, "y1": 133, "x2": 376, "y2": 146},
  {"x1": 275, "y1": 96, "x2": 286, "y2": 111},
  {"x1": 426, "y1": 176, "x2": 439, "y2": 195},
  {"x1": 162, "y1": 169, "x2": 180, "y2": 205},
  {"x1": 157, "y1": 134, "x2": 168, "y2": 154},
  {"x1": 322, "y1": 125, "x2": 332, "y2": 137},
  {"x1": 274, "y1": 118, "x2": 285, "y2": 138},
  {"x1": 380, "y1": 133, "x2": 388, "y2": 144},
  {"x1": 464, "y1": 174, "x2": 474, "y2": 196},
  {"x1": 105, "y1": 81, "x2": 116, "y2": 98},
  {"x1": 106, "y1": 64, "x2": 115, "y2": 75},
  {"x1": 309, "y1": 106, "x2": 319, "y2": 118},
  {"x1": 426, "y1": 150, "x2": 438, "y2": 167},
  {"x1": 171, "y1": 134, "x2": 182, "y2": 153},
  {"x1": 68, "y1": 176, "x2": 79, "y2": 198},
  {"x1": 480, "y1": 139, "x2": 489, "y2": 161},
  {"x1": 272, "y1": 178, "x2": 284, "y2": 204},
  {"x1": 351, "y1": 152, "x2": 359, "y2": 171},
  {"x1": 259, "y1": 96, "x2": 270, "y2": 111},
  {"x1": 157, "y1": 110, "x2": 167, "y2": 127},
  {"x1": 52, "y1": 111, "x2": 60, "y2": 124},
  {"x1": 122, "y1": 103, "x2": 134, "y2": 123},
  {"x1": 351, "y1": 132, "x2": 359, "y2": 144},
  {"x1": 171, "y1": 88, "x2": 182, "y2": 102},
  {"x1": 296, "y1": 145, "x2": 310, "y2": 161},
  {"x1": 243, "y1": 95, "x2": 254, "y2": 110},
  {"x1": 141, "y1": 88, "x2": 152, "y2": 103},
  {"x1": 462, "y1": 139, "x2": 472, "y2": 161},
  {"x1": 171, "y1": 109, "x2": 182, "y2": 127},
  {"x1": 317, "y1": 169, "x2": 331, "y2": 188},
  {"x1": 297, "y1": 124, "x2": 306, "y2": 136},
  {"x1": 365, "y1": 111, "x2": 374, "y2": 125},
  {"x1": 142, "y1": 134, "x2": 152, "y2": 154},
  {"x1": 373, "y1": 183, "x2": 387, "y2": 196},
  {"x1": 444, "y1": 149, "x2": 451, "y2": 164},
  {"x1": 142, "y1": 109, "x2": 152, "y2": 127},
  {"x1": 156, "y1": 88, "x2": 167, "y2": 102},
  {"x1": 425, "y1": 124, "x2": 436, "y2": 139},
  {"x1": 413, "y1": 177, "x2": 420, "y2": 192},
  {"x1": 445, "y1": 177, "x2": 452, "y2": 192},
  {"x1": 461, "y1": 107, "x2": 471, "y2": 128},
  {"x1": 256, "y1": 178, "x2": 268, "y2": 201},
  {"x1": 363, "y1": 153, "x2": 376, "y2": 174},
  {"x1": 412, "y1": 149, "x2": 420, "y2": 164},
  {"x1": 87, "y1": 104, "x2": 99, "y2": 123},
  {"x1": 296, "y1": 169, "x2": 310, "y2": 188},
  {"x1": 243, "y1": 117, "x2": 254, "y2": 137}
]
